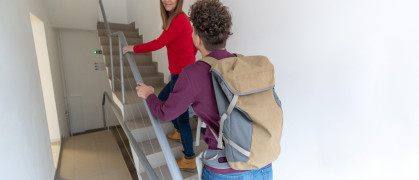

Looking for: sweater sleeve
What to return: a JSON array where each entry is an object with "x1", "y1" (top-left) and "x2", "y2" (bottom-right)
[
  {"x1": 146, "y1": 66, "x2": 195, "y2": 121},
  {"x1": 133, "y1": 14, "x2": 186, "y2": 53}
]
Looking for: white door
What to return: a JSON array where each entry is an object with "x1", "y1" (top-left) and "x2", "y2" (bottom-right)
[{"x1": 59, "y1": 29, "x2": 108, "y2": 134}]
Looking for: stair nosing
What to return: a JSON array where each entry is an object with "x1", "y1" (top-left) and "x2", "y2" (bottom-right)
[{"x1": 136, "y1": 128, "x2": 202, "y2": 156}]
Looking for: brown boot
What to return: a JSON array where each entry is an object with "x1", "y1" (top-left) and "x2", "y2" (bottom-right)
[
  {"x1": 176, "y1": 154, "x2": 196, "y2": 170},
  {"x1": 167, "y1": 129, "x2": 181, "y2": 141}
]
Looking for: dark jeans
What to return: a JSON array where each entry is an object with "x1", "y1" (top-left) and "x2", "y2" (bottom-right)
[{"x1": 158, "y1": 74, "x2": 195, "y2": 157}]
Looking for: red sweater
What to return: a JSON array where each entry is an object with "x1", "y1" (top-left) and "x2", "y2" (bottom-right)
[{"x1": 133, "y1": 12, "x2": 197, "y2": 74}]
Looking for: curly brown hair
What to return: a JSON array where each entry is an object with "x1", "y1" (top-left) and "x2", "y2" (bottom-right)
[{"x1": 189, "y1": 0, "x2": 232, "y2": 51}]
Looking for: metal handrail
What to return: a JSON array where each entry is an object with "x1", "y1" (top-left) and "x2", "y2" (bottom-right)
[
  {"x1": 102, "y1": 92, "x2": 158, "y2": 180},
  {"x1": 99, "y1": 0, "x2": 115, "y2": 91},
  {"x1": 99, "y1": 0, "x2": 183, "y2": 179}
]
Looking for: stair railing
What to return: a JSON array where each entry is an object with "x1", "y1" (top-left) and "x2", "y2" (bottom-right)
[
  {"x1": 99, "y1": 0, "x2": 183, "y2": 179},
  {"x1": 102, "y1": 91, "x2": 158, "y2": 180}
]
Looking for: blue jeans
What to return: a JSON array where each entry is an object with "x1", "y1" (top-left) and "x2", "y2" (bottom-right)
[
  {"x1": 158, "y1": 74, "x2": 194, "y2": 157},
  {"x1": 202, "y1": 165, "x2": 273, "y2": 180}
]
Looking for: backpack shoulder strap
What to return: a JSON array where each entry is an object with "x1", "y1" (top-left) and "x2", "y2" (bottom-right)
[
  {"x1": 234, "y1": 53, "x2": 244, "y2": 58},
  {"x1": 198, "y1": 53, "x2": 243, "y2": 67},
  {"x1": 198, "y1": 56, "x2": 219, "y2": 67}
]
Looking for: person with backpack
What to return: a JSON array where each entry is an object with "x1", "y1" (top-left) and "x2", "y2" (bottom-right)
[
  {"x1": 136, "y1": 0, "x2": 283, "y2": 179},
  {"x1": 123, "y1": 0, "x2": 197, "y2": 169}
]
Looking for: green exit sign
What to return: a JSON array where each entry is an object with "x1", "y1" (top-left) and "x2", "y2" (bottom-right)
[{"x1": 94, "y1": 50, "x2": 102, "y2": 54}]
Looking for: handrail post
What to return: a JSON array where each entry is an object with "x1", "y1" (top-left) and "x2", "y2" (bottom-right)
[
  {"x1": 119, "y1": 34, "x2": 125, "y2": 104},
  {"x1": 102, "y1": 93, "x2": 110, "y2": 131},
  {"x1": 102, "y1": 103, "x2": 107, "y2": 130},
  {"x1": 99, "y1": 0, "x2": 114, "y2": 91},
  {"x1": 110, "y1": 36, "x2": 115, "y2": 91}
]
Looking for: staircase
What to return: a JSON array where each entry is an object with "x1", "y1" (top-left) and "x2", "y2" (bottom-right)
[{"x1": 97, "y1": 22, "x2": 207, "y2": 180}]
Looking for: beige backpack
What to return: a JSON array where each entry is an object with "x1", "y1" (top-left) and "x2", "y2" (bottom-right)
[{"x1": 196, "y1": 54, "x2": 283, "y2": 173}]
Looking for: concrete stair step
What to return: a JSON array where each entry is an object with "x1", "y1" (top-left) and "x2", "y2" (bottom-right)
[
  {"x1": 101, "y1": 45, "x2": 125, "y2": 55},
  {"x1": 125, "y1": 117, "x2": 154, "y2": 131},
  {"x1": 107, "y1": 63, "x2": 158, "y2": 78},
  {"x1": 129, "y1": 120, "x2": 174, "y2": 143},
  {"x1": 99, "y1": 36, "x2": 143, "y2": 46},
  {"x1": 113, "y1": 89, "x2": 141, "y2": 104},
  {"x1": 128, "y1": 116, "x2": 197, "y2": 143},
  {"x1": 97, "y1": 21, "x2": 136, "y2": 31},
  {"x1": 138, "y1": 134, "x2": 183, "y2": 156},
  {"x1": 113, "y1": 76, "x2": 165, "y2": 92},
  {"x1": 125, "y1": 108, "x2": 180, "y2": 131},
  {"x1": 104, "y1": 53, "x2": 153, "y2": 66},
  {"x1": 135, "y1": 127, "x2": 207, "y2": 174},
  {"x1": 120, "y1": 86, "x2": 165, "y2": 121},
  {"x1": 113, "y1": 83, "x2": 164, "y2": 104},
  {"x1": 98, "y1": 28, "x2": 140, "y2": 38}
]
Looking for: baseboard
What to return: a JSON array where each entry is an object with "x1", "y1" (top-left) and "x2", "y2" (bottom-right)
[
  {"x1": 72, "y1": 127, "x2": 107, "y2": 136},
  {"x1": 54, "y1": 137, "x2": 64, "y2": 180}
]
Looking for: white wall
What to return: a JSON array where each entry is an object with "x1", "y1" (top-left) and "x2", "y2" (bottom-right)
[
  {"x1": 49, "y1": 29, "x2": 69, "y2": 138},
  {"x1": 30, "y1": 0, "x2": 69, "y2": 138},
  {"x1": 126, "y1": 0, "x2": 419, "y2": 179},
  {"x1": 127, "y1": 0, "x2": 168, "y2": 81},
  {"x1": 44, "y1": 0, "x2": 99, "y2": 30},
  {"x1": 30, "y1": 13, "x2": 61, "y2": 142},
  {"x1": 0, "y1": 0, "x2": 64, "y2": 178},
  {"x1": 220, "y1": 0, "x2": 419, "y2": 179},
  {"x1": 98, "y1": 0, "x2": 129, "y2": 24}
]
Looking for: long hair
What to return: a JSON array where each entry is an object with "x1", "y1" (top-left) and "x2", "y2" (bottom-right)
[{"x1": 160, "y1": 0, "x2": 184, "y2": 30}]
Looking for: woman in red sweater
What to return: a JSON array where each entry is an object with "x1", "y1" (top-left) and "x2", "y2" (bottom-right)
[{"x1": 123, "y1": 0, "x2": 197, "y2": 169}]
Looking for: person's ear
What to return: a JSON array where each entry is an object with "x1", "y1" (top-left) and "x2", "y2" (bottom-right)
[{"x1": 195, "y1": 34, "x2": 202, "y2": 46}]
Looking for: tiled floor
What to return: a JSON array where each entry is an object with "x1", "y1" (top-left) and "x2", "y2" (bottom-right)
[{"x1": 55, "y1": 130, "x2": 132, "y2": 180}]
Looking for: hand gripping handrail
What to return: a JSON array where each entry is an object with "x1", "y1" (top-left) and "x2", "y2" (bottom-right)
[{"x1": 99, "y1": 1, "x2": 183, "y2": 179}]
